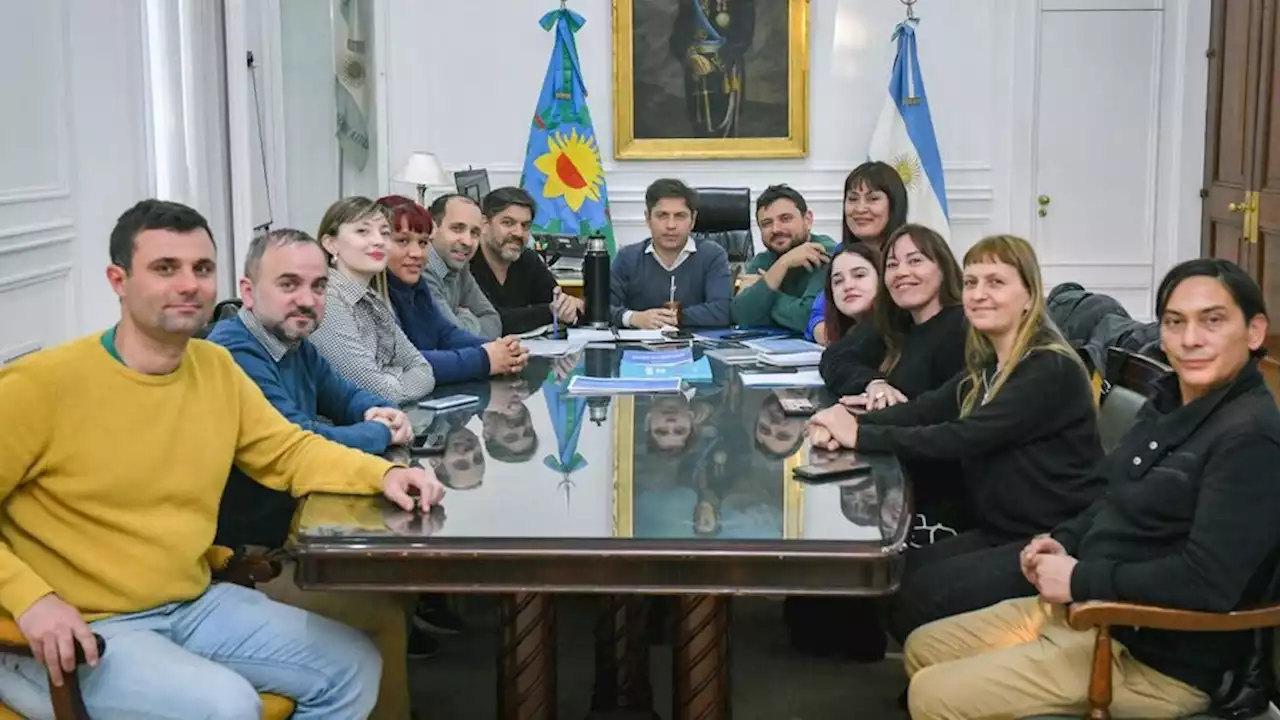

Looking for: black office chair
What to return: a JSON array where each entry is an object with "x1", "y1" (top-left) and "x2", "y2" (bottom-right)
[
  {"x1": 195, "y1": 299, "x2": 243, "y2": 339},
  {"x1": 692, "y1": 187, "x2": 754, "y2": 281}
]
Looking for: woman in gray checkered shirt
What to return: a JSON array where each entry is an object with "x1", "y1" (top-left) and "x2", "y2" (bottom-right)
[{"x1": 309, "y1": 197, "x2": 436, "y2": 405}]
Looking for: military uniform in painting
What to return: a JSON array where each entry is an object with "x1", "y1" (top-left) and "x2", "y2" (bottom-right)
[{"x1": 669, "y1": 0, "x2": 757, "y2": 138}]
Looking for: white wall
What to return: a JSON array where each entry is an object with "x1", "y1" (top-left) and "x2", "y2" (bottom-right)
[
  {"x1": 363, "y1": 0, "x2": 1209, "y2": 319},
  {"x1": 0, "y1": 0, "x2": 152, "y2": 359}
]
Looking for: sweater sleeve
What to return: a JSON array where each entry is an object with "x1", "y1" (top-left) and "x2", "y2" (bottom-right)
[
  {"x1": 236, "y1": 343, "x2": 392, "y2": 455},
  {"x1": 458, "y1": 271, "x2": 503, "y2": 340},
  {"x1": 309, "y1": 295, "x2": 435, "y2": 406},
  {"x1": 493, "y1": 256, "x2": 558, "y2": 334},
  {"x1": 610, "y1": 247, "x2": 636, "y2": 326},
  {"x1": 681, "y1": 245, "x2": 731, "y2": 327},
  {"x1": 931, "y1": 309, "x2": 969, "y2": 387},
  {"x1": 231, "y1": 363, "x2": 396, "y2": 498},
  {"x1": 0, "y1": 366, "x2": 56, "y2": 616},
  {"x1": 1071, "y1": 435, "x2": 1280, "y2": 611},
  {"x1": 857, "y1": 351, "x2": 1087, "y2": 460},
  {"x1": 422, "y1": 297, "x2": 489, "y2": 383},
  {"x1": 819, "y1": 322, "x2": 887, "y2": 396},
  {"x1": 806, "y1": 294, "x2": 826, "y2": 341},
  {"x1": 770, "y1": 260, "x2": 829, "y2": 335},
  {"x1": 858, "y1": 371, "x2": 964, "y2": 428},
  {"x1": 730, "y1": 254, "x2": 777, "y2": 327}
]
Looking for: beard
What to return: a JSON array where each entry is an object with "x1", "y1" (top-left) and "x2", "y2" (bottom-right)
[
  {"x1": 488, "y1": 235, "x2": 525, "y2": 263},
  {"x1": 265, "y1": 310, "x2": 317, "y2": 343}
]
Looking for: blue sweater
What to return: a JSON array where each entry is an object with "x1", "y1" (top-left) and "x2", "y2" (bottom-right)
[
  {"x1": 208, "y1": 314, "x2": 392, "y2": 547},
  {"x1": 807, "y1": 294, "x2": 827, "y2": 341},
  {"x1": 609, "y1": 239, "x2": 731, "y2": 327},
  {"x1": 387, "y1": 274, "x2": 491, "y2": 384}
]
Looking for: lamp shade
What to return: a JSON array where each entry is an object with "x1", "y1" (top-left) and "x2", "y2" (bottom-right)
[{"x1": 393, "y1": 152, "x2": 448, "y2": 187}]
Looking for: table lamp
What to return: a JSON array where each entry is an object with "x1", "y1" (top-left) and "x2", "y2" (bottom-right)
[{"x1": 393, "y1": 152, "x2": 448, "y2": 206}]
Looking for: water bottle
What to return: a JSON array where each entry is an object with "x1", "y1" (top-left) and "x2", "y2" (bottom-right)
[{"x1": 583, "y1": 235, "x2": 611, "y2": 329}]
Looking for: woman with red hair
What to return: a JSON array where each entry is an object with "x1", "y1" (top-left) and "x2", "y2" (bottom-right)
[{"x1": 375, "y1": 194, "x2": 526, "y2": 383}]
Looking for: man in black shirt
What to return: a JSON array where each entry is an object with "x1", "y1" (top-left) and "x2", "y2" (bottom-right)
[
  {"x1": 903, "y1": 259, "x2": 1280, "y2": 720},
  {"x1": 471, "y1": 187, "x2": 582, "y2": 334}
]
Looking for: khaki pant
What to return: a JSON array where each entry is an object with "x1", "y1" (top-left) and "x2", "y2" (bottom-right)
[
  {"x1": 258, "y1": 562, "x2": 412, "y2": 720},
  {"x1": 905, "y1": 597, "x2": 1209, "y2": 720}
]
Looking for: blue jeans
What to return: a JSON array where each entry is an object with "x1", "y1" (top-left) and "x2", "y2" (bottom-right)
[{"x1": 0, "y1": 583, "x2": 381, "y2": 720}]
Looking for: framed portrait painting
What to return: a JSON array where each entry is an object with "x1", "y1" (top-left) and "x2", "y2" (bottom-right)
[{"x1": 612, "y1": 0, "x2": 810, "y2": 160}]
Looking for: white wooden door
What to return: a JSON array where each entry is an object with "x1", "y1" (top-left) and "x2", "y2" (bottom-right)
[
  {"x1": 0, "y1": 0, "x2": 151, "y2": 360},
  {"x1": 1032, "y1": 5, "x2": 1163, "y2": 318}
]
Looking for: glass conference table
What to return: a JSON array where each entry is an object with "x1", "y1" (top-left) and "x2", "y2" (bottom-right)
[{"x1": 291, "y1": 344, "x2": 911, "y2": 720}]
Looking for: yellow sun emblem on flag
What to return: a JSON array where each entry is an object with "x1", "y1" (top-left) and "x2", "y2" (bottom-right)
[
  {"x1": 890, "y1": 153, "x2": 923, "y2": 192},
  {"x1": 534, "y1": 129, "x2": 604, "y2": 212}
]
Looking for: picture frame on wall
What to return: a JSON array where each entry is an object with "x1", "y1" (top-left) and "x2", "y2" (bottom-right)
[
  {"x1": 454, "y1": 168, "x2": 491, "y2": 202},
  {"x1": 612, "y1": 0, "x2": 810, "y2": 160}
]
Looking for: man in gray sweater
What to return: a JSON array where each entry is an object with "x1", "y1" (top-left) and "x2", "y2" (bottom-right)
[
  {"x1": 423, "y1": 194, "x2": 503, "y2": 340},
  {"x1": 609, "y1": 179, "x2": 731, "y2": 329}
]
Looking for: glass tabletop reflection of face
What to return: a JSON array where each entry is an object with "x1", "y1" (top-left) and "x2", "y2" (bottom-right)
[{"x1": 295, "y1": 347, "x2": 906, "y2": 548}]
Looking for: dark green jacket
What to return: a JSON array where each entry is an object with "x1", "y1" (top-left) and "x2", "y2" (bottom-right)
[{"x1": 730, "y1": 234, "x2": 836, "y2": 333}]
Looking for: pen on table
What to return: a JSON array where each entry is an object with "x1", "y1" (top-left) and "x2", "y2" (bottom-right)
[{"x1": 552, "y1": 309, "x2": 558, "y2": 337}]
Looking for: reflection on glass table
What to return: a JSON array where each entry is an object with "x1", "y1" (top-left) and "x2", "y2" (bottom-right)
[{"x1": 294, "y1": 348, "x2": 909, "y2": 551}]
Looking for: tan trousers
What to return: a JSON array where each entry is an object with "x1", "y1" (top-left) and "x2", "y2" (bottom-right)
[
  {"x1": 258, "y1": 562, "x2": 412, "y2": 720},
  {"x1": 905, "y1": 597, "x2": 1209, "y2": 720}
]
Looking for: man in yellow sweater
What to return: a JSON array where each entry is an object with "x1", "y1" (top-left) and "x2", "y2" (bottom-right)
[{"x1": 0, "y1": 199, "x2": 444, "y2": 719}]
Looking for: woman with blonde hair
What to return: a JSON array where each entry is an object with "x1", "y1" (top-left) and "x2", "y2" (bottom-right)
[
  {"x1": 808, "y1": 234, "x2": 1106, "y2": 644},
  {"x1": 309, "y1": 196, "x2": 436, "y2": 405}
]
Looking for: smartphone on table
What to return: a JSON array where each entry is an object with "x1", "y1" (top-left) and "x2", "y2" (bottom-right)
[
  {"x1": 792, "y1": 452, "x2": 872, "y2": 484},
  {"x1": 417, "y1": 394, "x2": 480, "y2": 412}
]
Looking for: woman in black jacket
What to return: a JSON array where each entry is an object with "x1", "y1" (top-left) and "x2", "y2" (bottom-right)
[
  {"x1": 809, "y1": 234, "x2": 1106, "y2": 643},
  {"x1": 819, "y1": 224, "x2": 967, "y2": 410},
  {"x1": 788, "y1": 226, "x2": 970, "y2": 662}
]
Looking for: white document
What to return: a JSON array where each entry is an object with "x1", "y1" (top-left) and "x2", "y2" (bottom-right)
[
  {"x1": 616, "y1": 329, "x2": 665, "y2": 341},
  {"x1": 759, "y1": 351, "x2": 822, "y2": 367},
  {"x1": 567, "y1": 328, "x2": 617, "y2": 343},
  {"x1": 522, "y1": 339, "x2": 586, "y2": 357},
  {"x1": 740, "y1": 369, "x2": 825, "y2": 388}
]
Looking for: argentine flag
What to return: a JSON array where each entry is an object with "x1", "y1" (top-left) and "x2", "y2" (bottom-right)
[
  {"x1": 869, "y1": 19, "x2": 949, "y2": 241},
  {"x1": 334, "y1": 0, "x2": 370, "y2": 171}
]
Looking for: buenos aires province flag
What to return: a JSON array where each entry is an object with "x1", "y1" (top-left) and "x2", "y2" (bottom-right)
[
  {"x1": 869, "y1": 19, "x2": 949, "y2": 241},
  {"x1": 519, "y1": 7, "x2": 616, "y2": 254}
]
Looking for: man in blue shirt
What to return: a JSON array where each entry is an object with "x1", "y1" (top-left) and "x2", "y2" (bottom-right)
[
  {"x1": 610, "y1": 179, "x2": 732, "y2": 329},
  {"x1": 207, "y1": 228, "x2": 434, "y2": 719}
]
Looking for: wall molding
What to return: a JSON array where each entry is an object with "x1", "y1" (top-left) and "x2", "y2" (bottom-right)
[
  {"x1": 0, "y1": 341, "x2": 42, "y2": 365},
  {"x1": 0, "y1": 219, "x2": 75, "y2": 240},
  {"x1": 0, "y1": 187, "x2": 72, "y2": 206},
  {"x1": 0, "y1": 232, "x2": 76, "y2": 258},
  {"x1": 0, "y1": 264, "x2": 73, "y2": 294}
]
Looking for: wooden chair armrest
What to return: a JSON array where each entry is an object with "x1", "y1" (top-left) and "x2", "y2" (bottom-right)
[
  {"x1": 207, "y1": 545, "x2": 283, "y2": 588},
  {"x1": 0, "y1": 617, "x2": 104, "y2": 719},
  {"x1": 1069, "y1": 600, "x2": 1280, "y2": 633}
]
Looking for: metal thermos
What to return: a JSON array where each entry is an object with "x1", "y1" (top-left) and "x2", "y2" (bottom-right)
[{"x1": 583, "y1": 235, "x2": 611, "y2": 328}]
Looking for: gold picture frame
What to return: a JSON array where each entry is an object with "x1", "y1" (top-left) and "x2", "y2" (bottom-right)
[{"x1": 612, "y1": 0, "x2": 810, "y2": 160}]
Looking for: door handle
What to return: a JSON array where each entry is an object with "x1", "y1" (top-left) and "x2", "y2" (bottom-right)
[
  {"x1": 1037, "y1": 195, "x2": 1050, "y2": 217},
  {"x1": 1229, "y1": 201, "x2": 1247, "y2": 213}
]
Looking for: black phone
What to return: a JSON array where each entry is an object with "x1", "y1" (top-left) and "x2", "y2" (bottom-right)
[
  {"x1": 778, "y1": 396, "x2": 817, "y2": 416},
  {"x1": 738, "y1": 363, "x2": 798, "y2": 375},
  {"x1": 410, "y1": 431, "x2": 447, "y2": 455},
  {"x1": 793, "y1": 453, "x2": 871, "y2": 483}
]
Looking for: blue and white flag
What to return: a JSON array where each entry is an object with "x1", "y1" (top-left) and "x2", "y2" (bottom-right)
[
  {"x1": 334, "y1": 0, "x2": 370, "y2": 171},
  {"x1": 869, "y1": 19, "x2": 949, "y2": 240}
]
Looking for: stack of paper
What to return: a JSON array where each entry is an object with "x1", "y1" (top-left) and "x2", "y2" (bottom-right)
[
  {"x1": 566, "y1": 376, "x2": 682, "y2": 395},
  {"x1": 739, "y1": 369, "x2": 824, "y2": 388}
]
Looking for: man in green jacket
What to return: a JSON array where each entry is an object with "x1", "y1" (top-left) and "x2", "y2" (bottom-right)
[{"x1": 731, "y1": 185, "x2": 836, "y2": 333}]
